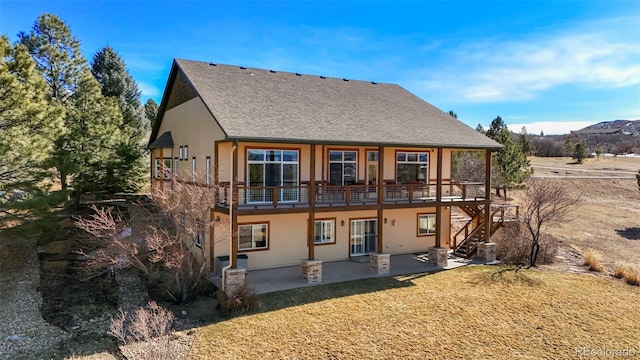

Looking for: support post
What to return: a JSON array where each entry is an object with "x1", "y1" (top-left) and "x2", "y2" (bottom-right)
[
  {"x1": 377, "y1": 146, "x2": 384, "y2": 253},
  {"x1": 308, "y1": 144, "x2": 316, "y2": 260},
  {"x1": 231, "y1": 141, "x2": 238, "y2": 268},
  {"x1": 209, "y1": 209, "x2": 216, "y2": 272},
  {"x1": 484, "y1": 149, "x2": 492, "y2": 242},
  {"x1": 435, "y1": 147, "x2": 443, "y2": 247}
]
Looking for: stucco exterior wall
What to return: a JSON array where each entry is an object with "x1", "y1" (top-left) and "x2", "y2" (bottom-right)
[{"x1": 157, "y1": 97, "x2": 225, "y2": 183}]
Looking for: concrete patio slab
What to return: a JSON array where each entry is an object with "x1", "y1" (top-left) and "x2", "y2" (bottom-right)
[{"x1": 210, "y1": 252, "x2": 488, "y2": 294}]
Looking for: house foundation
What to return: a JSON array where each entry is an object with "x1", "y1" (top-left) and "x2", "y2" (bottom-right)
[
  {"x1": 477, "y1": 242, "x2": 497, "y2": 263},
  {"x1": 301, "y1": 260, "x2": 323, "y2": 283},
  {"x1": 428, "y1": 247, "x2": 448, "y2": 267},
  {"x1": 369, "y1": 253, "x2": 391, "y2": 275}
]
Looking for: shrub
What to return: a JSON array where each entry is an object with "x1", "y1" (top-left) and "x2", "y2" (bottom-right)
[
  {"x1": 583, "y1": 248, "x2": 604, "y2": 272},
  {"x1": 108, "y1": 301, "x2": 179, "y2": 360},
  {"x1": 494, "y1": 222, "x2": 558, "y2": 265},
  {"x1": 614, "y1": 261, "x2": 640, "y2": 286},
  {"x1": 217, "y1": 285, "x2": 259, "y2": 315}
]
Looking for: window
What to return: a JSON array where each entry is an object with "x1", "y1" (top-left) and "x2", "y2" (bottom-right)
[
  {"x1": 206, "y1": 156, "x2": 211, "y2": 185},
  {"x1": 179, "y1": 146, "x2": 183, "y2": 160},
  {"x1": 396, "y1": 151, "x2": 429, "y2": 184},
  {"x1": 184, "y1": 146, "x2": 189, "y2": 160},
  {"x1": 418, "y1": 214, "x2": 436, "y2": 236},
  {"x1": 194, "y1": 222, "x2": 204, "y2": 248},
  {"x1": 329, "y1": 150, "x2": 357, "y2": 185},
  {"x1": 238, "y1": 223, "x2": 268, "y2": 251},
  {"x1": 314, "y1": 219, "x2": 335, "y2": 244},
  {"x1": 154, "y1": 158, "x2": 161, "y2": 178},
  {"x1": 366, "y1": 151, "x2": 378, "y2": 185},
  {"x1": 191, "y1": 157, "x2": 196, "y2": 182},
  {"x1": 246, "y1": 149, "x2": 299, "y2": 203},
  {"x1": 174, "y1": 158, "x2": 179, "y2": 176},
  {"x1": 162, "y1": 158, "x2": 172, "y2": 179}
]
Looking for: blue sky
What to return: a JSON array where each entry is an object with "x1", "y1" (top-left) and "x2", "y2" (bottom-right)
[{"x1": 1, "y1": 1, "x2": 639, "y2": 134}]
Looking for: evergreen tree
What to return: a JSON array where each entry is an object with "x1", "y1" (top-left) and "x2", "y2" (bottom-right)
[
  {"x1": 0, "y1": 36, "x2": 63, "y2": 194},
  {"x1": 476, "y1": 124, "x2": 485, "y2": 134},
  {"x1": 636, "y1": 170, "x2": 640, "y2": 192},
  {"x1": 485, "y1": 116, "x2": 532, "y2": 198},
  {"x1": 67, "y1": 70, "x2": 125, "y2": 205},
  {"x1": 447, "y1": 110, "x2": 457, "y2": 118},
  {"x1": 91, "y1": 46, "x2": 147, "y2": 192},
  {"x1": 563, "y1": 138, "x2": 574, "y2": 157},
  {"x1": 19, "y1": 14, "x2": 87, "y2": 191},
  {"x1": 519, "y1": 126, "x2": 532, "y2": 155},
  {"x1": 144, "y1": 98, "x2": 158, "y2": 129},
  {"x1": 572, "y1": 141, "x2": 588, "y2": 164}
]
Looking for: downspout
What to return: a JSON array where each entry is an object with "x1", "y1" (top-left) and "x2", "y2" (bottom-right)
[{"x1": 221, "y1": 143, "x2": 237, "y2": 293}]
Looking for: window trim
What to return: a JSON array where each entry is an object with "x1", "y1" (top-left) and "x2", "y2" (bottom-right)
[
  {"x1": 184, "y1": 145, "x2": 189, "y2": 160},
  {"x1": 314, "y1": 218, "x2": 336, "y2": 245},
  {"x1": 238, "y1": 222, "x2": 270, "y2": 252},
  {"x1": 417, "y1": 213, "x2": 437, "y2": 237},
  {"x1": 327, "y1": 148, "x2": 359, "y2": 186},
  {"x1": 174, "y1": 158, "x2": 179, "y2": 176},
  {"x1": 206, "y1": 156, "x2": 211, "y2": 185},
  {"x1": 395, "y1": 150, "x2": 430, "y2": 185},
  {"x1": 191, "y1": 157, "x2": 196, "y2": 182}
]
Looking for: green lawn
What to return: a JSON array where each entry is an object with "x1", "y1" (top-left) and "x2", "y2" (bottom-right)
[{"x1": 189, "y1": 266, "x2": 639, "y2": 359}]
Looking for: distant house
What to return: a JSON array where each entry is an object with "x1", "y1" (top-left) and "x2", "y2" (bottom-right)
[{"x1": 148, "y1": 59, "x2": 505, "y2": 286}]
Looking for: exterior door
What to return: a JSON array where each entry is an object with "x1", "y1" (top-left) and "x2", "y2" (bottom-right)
[{"x1": 351, "y1": 219, "x2": 377, "y2": 256}]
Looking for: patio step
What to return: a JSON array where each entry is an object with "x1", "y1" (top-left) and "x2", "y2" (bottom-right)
[{"x1": 349, "y1": 255, "x2": 370, "y2": 263}]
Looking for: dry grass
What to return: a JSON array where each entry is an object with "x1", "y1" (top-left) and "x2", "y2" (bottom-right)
[
  {"x1": 614, "y1": 261, "x2": 640, "y2": 286},
  {"x1": 512, "y1": 158, "x2": 640, "y2": 269},
  {"x1": 189, "y1": 266, "x2": 640, "y2": 359},
  {"x1": 583, "y1": 248, "x2": 605, "y2": 272}
]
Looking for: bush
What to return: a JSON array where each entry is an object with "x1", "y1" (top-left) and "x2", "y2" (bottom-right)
[
  {"x1": 583, "y1": 248, "x2": 604, "y2": 272},
  {"x1": 614, "y1": 261, "x2": 640, "y2": 286},
  {"x1": 494, "y1": 222, "x2": 558, "y2": 265},
  {"x1": 217, "y1": 285, "x2": 259, "y2": 315},
  {"x1": 108, "y1": 301, "x2": 179, "y2": 360}
]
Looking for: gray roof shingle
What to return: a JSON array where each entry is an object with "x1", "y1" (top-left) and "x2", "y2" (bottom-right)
[{"x1": 167, "y1": 59, "x2": 500, "y2": 149}]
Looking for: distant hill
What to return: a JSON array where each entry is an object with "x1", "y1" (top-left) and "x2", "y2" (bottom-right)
[{"x1": 573, "y1": 120, "x2": 640, "y2": 136}]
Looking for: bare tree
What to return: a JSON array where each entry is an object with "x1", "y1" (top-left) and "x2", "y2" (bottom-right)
[
  {"x1": 76, "y1": 178, "x2": 224, "y2": 303},
  {"x1": 519, "y1": 179, "x2": 581, "y2": 267}
]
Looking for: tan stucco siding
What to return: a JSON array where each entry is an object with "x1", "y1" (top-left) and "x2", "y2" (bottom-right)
[{"x1": 157, "y1": 97, "x2": 225, "y2": 183}]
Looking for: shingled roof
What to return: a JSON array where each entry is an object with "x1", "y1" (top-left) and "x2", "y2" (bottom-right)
[{"x1": 151, "y1": 58, "x2": 501, "y2": 149}]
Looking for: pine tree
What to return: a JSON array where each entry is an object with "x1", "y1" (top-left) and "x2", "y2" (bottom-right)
[
  {"x1": 519, "y1": 126, "x2": 532, "y2": 155},
  {"x1": 0, "y1": 36, "x2": 63, "y2": 191},
  {"x1": 67, "y1": 70, "x2": 125, "y2": 205},
  {"x1": 91, "y1": 46, "x2": 147, "y2": 192},
  {"x1": 572, "y1": 141, "x2": 588, "y2": 164},
  {"x1": 19, "y1": 14, "x2": 87, "y2": 191},
  {"x1": 144, "y1": 98, "x2": 158, "y2": 129},
  {"x1": 485, "y1": 116, "x2": 532, "y2": 198}
]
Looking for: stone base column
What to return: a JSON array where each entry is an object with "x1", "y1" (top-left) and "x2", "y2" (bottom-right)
[
  {"x1": 428, "y1": 247, "x2": 448, "y2": 267},
  {"x1": 477, "y1": 242, "x2": 497, "y2": 262},
  {"x1": 223, "y1": 268, "x2": 246, "y2": 296},
  {"x1": 369, "y1": 253, "x2": 391, "y2": 275},
  {"x1": 301, "y1": 260, "x2": 323, "y2": 283}
]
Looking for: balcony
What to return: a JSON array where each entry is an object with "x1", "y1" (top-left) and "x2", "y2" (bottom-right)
[{"x1": 216, "y1": 182, "x2": 487, "y2": 210}]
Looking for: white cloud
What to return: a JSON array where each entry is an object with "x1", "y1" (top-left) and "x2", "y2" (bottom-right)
[{"x1": 416, "y1": 16, "x2": 640, "y2": 103}]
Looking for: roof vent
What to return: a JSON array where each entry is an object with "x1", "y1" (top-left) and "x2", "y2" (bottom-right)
[
  {"x1": 295, "y1": 73, "x2": 302, "y2": 76},
  {"x1": 371, "y1": 81, "x2": 377, "y2": 85},
  {"x1": 343, "y1": 78, "x2": 349, "y2": 82},
  {"x1": 240, "y1": 66, "x2": 247, "y2": 69},
  {"x1": 320, "y1": 76, "x2": 326, "y2": 79},
  {"x1": 209, "y1": 63, "x2": 217, "y2": 66},
  {"x1": 270, "y1": 70, "x2": 277, "y2": 73}
]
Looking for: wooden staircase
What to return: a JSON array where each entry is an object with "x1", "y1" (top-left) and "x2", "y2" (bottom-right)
[{"x1": 451, "y1": 204, "x2": 519, "y2": 258}]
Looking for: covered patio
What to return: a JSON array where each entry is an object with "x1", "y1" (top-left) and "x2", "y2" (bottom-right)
[{"x1": 210, "y1": 252, "x2": 490, "y2": 294}]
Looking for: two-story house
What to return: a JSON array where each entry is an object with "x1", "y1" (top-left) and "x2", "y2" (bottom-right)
[{"x1": 148, "y1": 59, "x2": 503, "y2": 290}]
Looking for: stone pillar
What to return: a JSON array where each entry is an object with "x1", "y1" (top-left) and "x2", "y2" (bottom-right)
[
  {"x1": 223, "y1": 268, "x2": 246, "y2": 296},
  {"x1": 301, "y1": 260, "x2": 323, "y2": 284},
  {"x1": 428, "y1": 247, "x2": 448, "y2": 267},
  {"x1": 477, "y1": 242, "x2": 497, "y2": 263},
  {"x1": 369, "y1": 253, "x2": 391, "y2": 275}
]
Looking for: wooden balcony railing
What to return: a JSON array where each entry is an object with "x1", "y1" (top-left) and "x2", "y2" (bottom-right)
[{"x1": 216, "y1": 181, "x2": 488, "y2": 209}]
